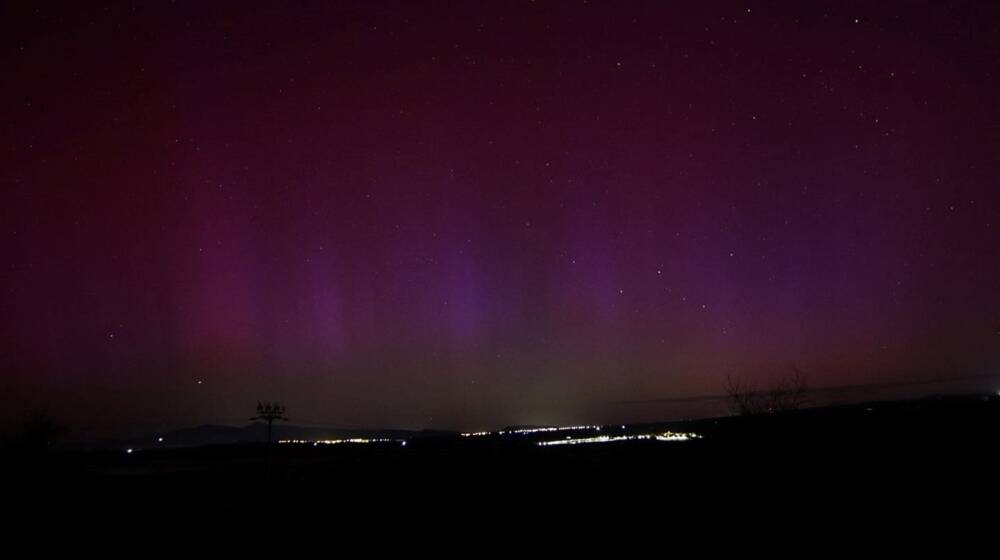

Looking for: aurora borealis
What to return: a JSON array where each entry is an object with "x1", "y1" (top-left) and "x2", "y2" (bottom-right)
[{"x1": 2, "y1": 1, "x2": 998, "y2": 437}]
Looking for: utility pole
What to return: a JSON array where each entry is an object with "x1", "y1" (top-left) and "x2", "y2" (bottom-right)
[{"x1": 251, "y1": 402, "x2": 288, "y2": 497}]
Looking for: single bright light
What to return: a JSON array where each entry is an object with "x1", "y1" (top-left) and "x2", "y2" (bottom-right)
[{"x1": 126, "y1": 448, "x2": 133, "y2": 454}]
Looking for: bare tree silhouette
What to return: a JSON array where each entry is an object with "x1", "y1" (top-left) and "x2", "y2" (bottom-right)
[
  {"x1": 725, "y1": 366, "x2": 809, "y2": 416},
  {"x1": 724, "y1": 375, "x2": 763, "y2": 416},
  {"x1": 765, "y1": 366, "x2": 809, "y2": 413}
]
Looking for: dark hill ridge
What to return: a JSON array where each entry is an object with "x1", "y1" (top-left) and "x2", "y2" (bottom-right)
[
  {"x1": 78, "y1": 391, "x2": 1000, "y2": 450},
  {"x1": 10, "y1": 391, "x2": 1000, "y2": 514}
]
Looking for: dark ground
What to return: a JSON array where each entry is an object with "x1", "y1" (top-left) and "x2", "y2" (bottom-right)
[{"x1": 7, "y1": 394, "x2": 1000, "y2": 518}]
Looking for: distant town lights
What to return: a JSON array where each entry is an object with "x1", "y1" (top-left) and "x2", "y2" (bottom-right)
[
  {"x1": 279, "y1": 438, "x2": 406, "y2": 445},
  {"x1": 536, "y1": 431, "x2": 701, "y2": 447},
  {"x1": 461, "y1": 424, "x2": 604, "y2": 437}
]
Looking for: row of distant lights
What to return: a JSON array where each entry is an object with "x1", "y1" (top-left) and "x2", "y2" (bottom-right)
[
  {"x1": 536, "y1": 431, "x2": 701, "y2": 447},
  {"x1": 461, "y1": 425, "x2": 604, "y2": 437},
  {"x1": 279, "y1": 438, "x2": 407, "y2": 447},
  {"x1": 129, "y1": 436, "x2": 406, "y2": 454},
  {"x1": 126, "y1": 426, "x2": 700, "y2": 453}
]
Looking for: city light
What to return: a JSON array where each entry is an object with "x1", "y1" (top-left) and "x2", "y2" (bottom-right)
[
  {"x1": 280, "y1": 428, "x2": 701, "y2": 448},
  {"x1": 461, "y1": 425, "x2": 604, "y2": 437},
  {"x1": 278, "y1": 438, "x2": 406, "y2": 445},
  {"x1": 536, "y1": 431, "x2": 700, "y2": 447}
]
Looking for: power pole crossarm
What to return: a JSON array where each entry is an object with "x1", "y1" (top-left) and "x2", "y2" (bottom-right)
[{"x1": 251, "y1": 402, "x2": 289, "y2": 443}]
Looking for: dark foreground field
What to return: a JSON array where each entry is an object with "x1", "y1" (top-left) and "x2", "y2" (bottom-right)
[{"x1": 8, "y1": 394, "x2": 1000, "y2": 515}]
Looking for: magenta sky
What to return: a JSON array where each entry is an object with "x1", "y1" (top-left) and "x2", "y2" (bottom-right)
[{"x1": 2, "y1": 1, "x2": 998, "y2": 437}]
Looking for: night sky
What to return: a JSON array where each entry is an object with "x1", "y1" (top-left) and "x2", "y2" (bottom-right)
[{"x1": 2, "y1": 1, "x2": 998, "y2": 438}]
